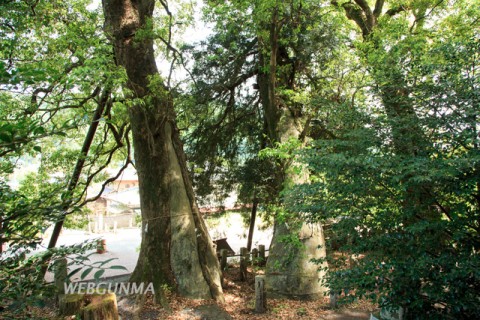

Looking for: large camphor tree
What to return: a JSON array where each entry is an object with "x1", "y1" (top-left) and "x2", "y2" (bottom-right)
[
  {"x1": 187, "y1": 0, "x2": 345, "y2": 298},
  {"x1": 256, "y1": 1, "x2": 328, "y2": 299},
  {"x1": 101, "y1": 0, "x2": 223, "y2": 301}
]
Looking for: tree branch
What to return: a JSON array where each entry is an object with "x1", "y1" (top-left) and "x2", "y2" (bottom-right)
[
  {"x1": 373, "y1": 0, "x2": 384, "y2": 18},
  {"x1": 80, "y1": 149, "x2": 133, "y2": 206},
  {"x1": 45, "y1": 87, "x2": 111, "y2": 249},
  {"x1": 332, "y1": 1, "x2": 370, "y2": 38},
  {"x1": 385, "y1": 5, "x2": 407, "y2": 17},
  {"x1": 353, "y1": 0, "x2": 374, "y2": 28}
]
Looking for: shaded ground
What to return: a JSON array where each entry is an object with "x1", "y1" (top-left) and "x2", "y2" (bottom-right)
[
  {"x1": 3, "y1": 265, "x2": 376, "y2": 319},
  {"x1": 117, "y1": 266, "x2": 376, "y2": 320}
]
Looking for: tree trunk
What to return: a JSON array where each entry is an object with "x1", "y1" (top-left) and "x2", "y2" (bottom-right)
[
  {"x1": 82, "y1": 294, "x2": 119, "y2": 320},
  {"x1": 59, "y1": 293, "x2": 119, "y2": 320},
  {"x1": 337, "y1": 0, "x2": 430, "y2": 158},
  {"x1": 39, "y1": 87, "x2": 108, "y2": 281},
  {"x1": 264, "y1": 109, "x2": 328, "y2": 299},
  {"x1": 0, "y1": 219, "x2": 3, "y2": 254},
  {"x1": 101, "y1": 0, "x2": 223, "y2": 302},
  {"x1": 257, "y1": 16, "x2": 328, "y2": 298},
  {"x1": 246, "y1": 199, "x2": 258, "y2": 251}
]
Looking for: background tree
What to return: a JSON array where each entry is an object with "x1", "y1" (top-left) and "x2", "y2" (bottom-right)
[
  {"x1": 291, "y1": 0, "x2": 480, "y2": 316},
  {"x1": 0, "y1": 0, "x2": 131, "y2": 312},
  {"x1": 186, "y1": 0, "x2": 348, "y2": 298}
]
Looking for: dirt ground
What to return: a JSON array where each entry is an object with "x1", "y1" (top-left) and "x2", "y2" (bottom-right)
[
  {"x1": 5, "y1": 265, "x2": 377, "y2": 320},
  {"x1": 119, "y1": 266, "x2": 377, "y2": 320}
]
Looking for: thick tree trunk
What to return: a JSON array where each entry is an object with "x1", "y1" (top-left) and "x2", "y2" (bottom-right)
[
  {"x1": 258, "y1": 22, "x2": 328, "y2": 297},
  {"x1": 102, "y1": 0, "x2": 223, "y2": 302},
  {"x1": 378, "y1": 72, "x2": 430, "y2": 157},
  {"x1": 264, "y1": 109, "x2": 328, "y2": 299}
]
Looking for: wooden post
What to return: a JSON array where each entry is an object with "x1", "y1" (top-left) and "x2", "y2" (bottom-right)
[
  {"x1": 329, "y1": 293, "x2": 338, "y2": 308},
  {"x1": 220, "y1": 249, "x2": 228, "y2": 270},
  {"x1": 59, "y1": 294, "x2": 84, "y2": 316},
  {"x1": 54, "y1": 258, "x2": 68, "y2": 294},
  {"x1": 220, "y1": 249, "x2": 228, "y2": 288},
  {"x1": 240, "y1": 247, "x2": 248, "y2": 281},
  {"x1": 258, "y1": 244, "x2": 266, "y2": 266},
  {"x1": 255, "y1": 275, "x2": 266, "y2": 313},
  {"x1": 246, "y1": 199, "x2": 258, "y2": 251},
  {"x1": 251, "y1": 248, "x2": 259, "y2": 266}
]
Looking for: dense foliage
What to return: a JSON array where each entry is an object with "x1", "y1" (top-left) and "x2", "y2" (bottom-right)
[
  {"x1": 288, "y1": 0, "x2": 480, "y2": 317},
  {"x1": 0, "y1": 0, "x2": 130, "y2": 314}
]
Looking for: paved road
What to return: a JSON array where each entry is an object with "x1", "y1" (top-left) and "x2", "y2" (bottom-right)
[
  {"x1": 43, "y1": 212, "x2": 273, "y2": 282},
  {"x1": 43, "y1": 228, "x2": 140, "y2": 282}
]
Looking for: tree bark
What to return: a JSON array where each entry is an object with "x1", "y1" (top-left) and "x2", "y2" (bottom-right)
[
  {"x1": 264, "y1": 108, "x2": 328, "y2": 299},
  {"x1": 101, "y1": 0, "x2": 223, "y2": 302},
  {"x1": 257, "y1": 13, "x2": 328, "y2": 299},
  {"x1": 341, "y1": 2, "x2": 436, "y2": 221}
]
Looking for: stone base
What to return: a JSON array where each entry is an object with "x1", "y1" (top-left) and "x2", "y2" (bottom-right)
[{"x1": 59, "y1": 293, "x2": 119, "y2": 320}]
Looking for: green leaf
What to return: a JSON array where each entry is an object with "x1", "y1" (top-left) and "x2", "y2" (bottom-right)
[
  {"x1": 75, "y1": 255, "x2": 91, "y2": 262},
  {"x1": 33, "y1": 126, "x2": 46, "y2": 135},
  {"x1": 80, "y1": 267, "x2": 93, "y2": 280},
  {"x1": 94, "y1": 269, "x2": 105, "y2": 280},
  {"x1": 0, "y1": 132, "x2": 12, "y2": 143},
  {"x1": 110, "y1": 265, "x2": 128, "y2": 271},
  {"x1": 98, "y1": 258, "x2": 117, "y2": 267},
  {"x1": 67, "y1": 267, "x2": 82, "y2": 279},
  {"x1": 33, "y1": 145, "x2": 42, "y2": 153}
]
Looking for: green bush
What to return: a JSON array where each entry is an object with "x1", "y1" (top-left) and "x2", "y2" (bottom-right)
[{"x1": 291, "y1": 5, "x2": 480, "y2": 318}]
